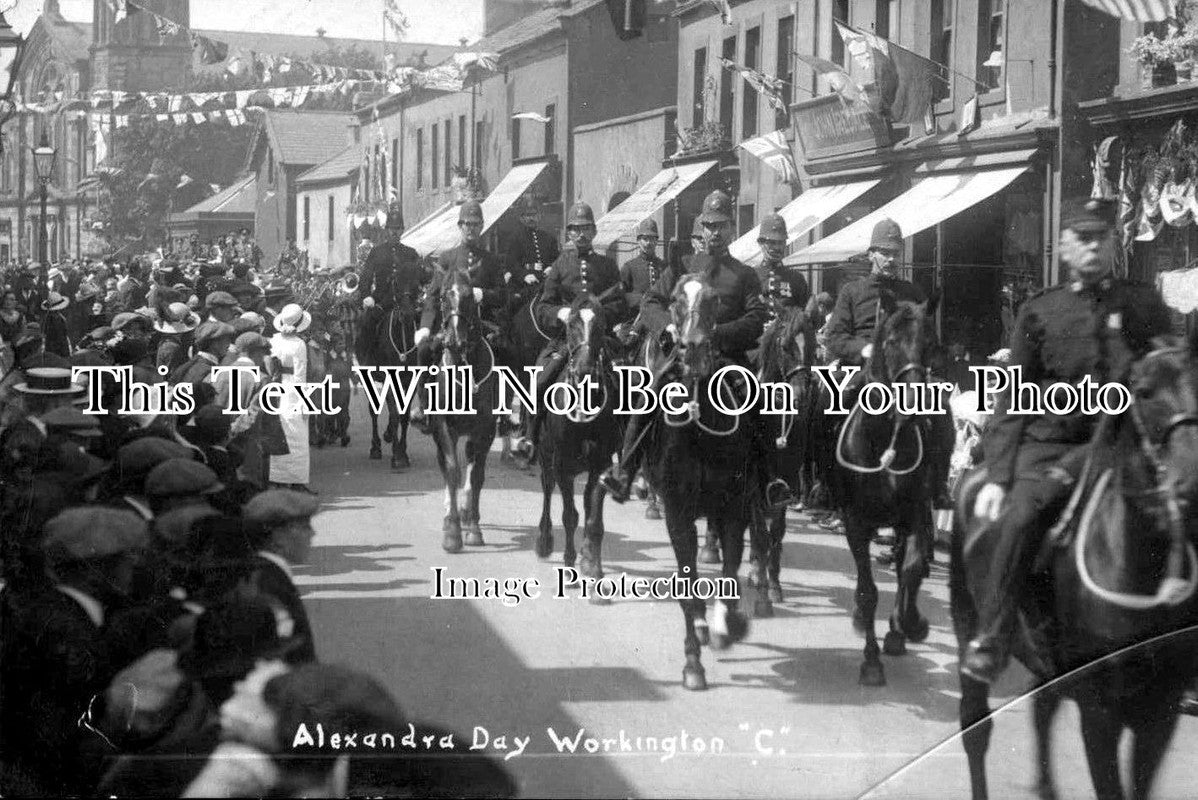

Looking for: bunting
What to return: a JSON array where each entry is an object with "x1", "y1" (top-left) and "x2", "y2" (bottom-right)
[{"x1": 720, "y1": 57, "x2": 787, "y2": 112}]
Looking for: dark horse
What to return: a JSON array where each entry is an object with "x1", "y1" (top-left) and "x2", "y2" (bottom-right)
[
  {"x1": 504, "y1": 289, "x2": 553, "y2": 464},
  {"x1": 427, "y1": 264, "x2": 499, "y2": 553},
  {"x1": 746, "y1": 307, "x2": 818, "y2": 616},
  {"x1": 952, "y1": 337, "x2": 1198, "y2": 800},
  {"x1": 534, "y1": 296, "x2": 620, "y2": 577},
  {"x1": 643, "y1": 274, "x2": 770, "y2": 691},
  {"x1": 354, "y1": 259, "x2": 425, "y2": 470},
  {"x1": 828, "y1": 294, "x2": 939, "y2": 686}
]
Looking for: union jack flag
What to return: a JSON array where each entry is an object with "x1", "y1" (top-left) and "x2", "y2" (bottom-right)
[
  {"x1": 738, "y1": 130, "x2": 800, "y2": 185},
  {"x1": 720, "y1": 57, "x2": 788, "y2": 113}
]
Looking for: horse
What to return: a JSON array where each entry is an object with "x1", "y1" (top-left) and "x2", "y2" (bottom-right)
[
  {"x1": 427, "y1": 264, "x2": 500, "y2": 553},
  {"x1": 503, "y1": 289, "x2": 553, "y2": 466},
  {"x1": 952, "y1": 337, "x2": 1198, "y2": 800},
  {"x1": 354, "y1": 261, "x2": 424, "y2": 470},
  {"x1": 744, "y1": 307, "x2": 818, "y2": 615},
  {"x1": 828, "y1": 293, "x2": 940, "y2": 686},
  {"x1": 642, "y1": 273, "x2": 771, "y2": 691},
  {"x1": 534, "y1": 295, "x2": 620, "y2": 577}
]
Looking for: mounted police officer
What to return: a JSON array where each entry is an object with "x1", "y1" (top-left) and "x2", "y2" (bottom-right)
[
  {"x1": 410, "y1": 200, "x2": 507, "y2": 427},
  {"x1": 961, "y1": 198, "x2": 1173, "y2": 685},
  {"x1": 824, "y1": 218, "x2": 954, "y2": 510},
  {"x1": 754, "y1": 213, "x2": 809, "y2": 318},
  {"x1": 600, "y1": 189, "x2": 793, "y2": 510},
  {"x1": 506, "y1": 197, "x2": 561, "y2": 284},
  {"x1": 358, "y1": 201, "x2": 423, "y2": 363},
  {"x1": 510, "y1": 201, "x2": 626, "y2": 461},
  {"x1": 617, "y1": 219, "x2": 673, "y2": 337}
]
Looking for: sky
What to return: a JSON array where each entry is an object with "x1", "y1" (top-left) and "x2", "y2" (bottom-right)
[{"x1": 3, "y1": 0, "x2": 484, "y2": 45}]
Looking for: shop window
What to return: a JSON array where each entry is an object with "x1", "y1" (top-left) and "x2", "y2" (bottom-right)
[
  {"x1": 416, "y1": 128, "x2": 424, "y2": 190},
  {"x1": 719, "y1": 36, "x2": 736, "y2": 137},
  {"x1": 444, "y1": 120, "x2": 452, "y2": 186},
  {"x1": 831, "y1": 0, "x2": 850, "y2": 67},
  {"x1": 431, "y1": 128, "x2": 439, "y2": 189},
  {"x1": 931, "y1": 0, "x2": 954, "y2": 102},
  {"x1": 977, "y1": 0, "x2": 1004, "y2": 91},
  {"x1": 693, "y1": 46, "x2": 708, "y2": 128},
  {"x1": 743, "y1": 26, "x2": 761, "y2": 138},
  {"x1": 775, "y1": 16, "x2": 794, "y2": 131}
]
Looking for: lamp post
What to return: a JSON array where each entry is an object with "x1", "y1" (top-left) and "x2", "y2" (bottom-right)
[{"x1": 33, "y1": 133, "x2": 55, "y2": 303}]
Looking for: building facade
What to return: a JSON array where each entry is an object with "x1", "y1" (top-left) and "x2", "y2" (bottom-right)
[{"x1": 294, "y1": 146, "x2": 359, "y2": 269}]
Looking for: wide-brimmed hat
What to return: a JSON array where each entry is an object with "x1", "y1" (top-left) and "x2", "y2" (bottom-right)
[
  {"x1": 273, "y1": 303, "x2": 311, "y2": 334},
  {"x1": 14, "y1": 367, "x2": 85, "y2": 396},
  {"x1": 42, "y1": 292, "x2": 69, "y2": 312},
  {"x1": 154, "y1": 302, "x2": 202, "y2": 335}
]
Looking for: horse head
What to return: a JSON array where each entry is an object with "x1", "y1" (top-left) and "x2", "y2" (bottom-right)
[
  {"x1": 564, "y1": 295, "x2": 607, "y2": 383},
  {"x1": 759, "y1": 307, "x2": 816, "y2": 389},
  {"x1": 438, "y1": 265, "x2": 480, "y2": 363},
  {"x1": 670, "y1": 274, "x2": 719, "y2": 380},
  {"x1": 1128, "y1": 336, "x2": 1198, "y2": 511},
  {"x1": 870, "y1": 290, "x2": 941, "y2": 421}
]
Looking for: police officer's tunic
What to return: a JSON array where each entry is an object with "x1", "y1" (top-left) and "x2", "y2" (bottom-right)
[
  {"x1": 537, "y1": 246, "x2": 627, "y2": 332},
  {"x1": 620, "y1": 253, "x2": 669, "y2": 324},
  {"x1": 359, "y1": 239, "x2": 423, "y2": 309},
  {"x1": 420, "y1": 243, "x2": 507, "y2": 331},
  {"x1": 755, "y1": 261, "x2": 811, "y2": 322},
  {"x1": 825, "y1": 272, "x2": 926, "y2": 364}
]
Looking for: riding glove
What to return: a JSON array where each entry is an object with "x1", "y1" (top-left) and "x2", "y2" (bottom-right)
[{"x1": 415, "y1": 328, "x2": 430, "y2": 345}]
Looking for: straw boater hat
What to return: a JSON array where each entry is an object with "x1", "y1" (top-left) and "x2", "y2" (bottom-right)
[
  {"x1": 15, "y1": 367, "x2": 86, "y2": 396},
  {"x1": 273, "y1": 303, "x2": 311, "y2": 334},
  {"x1": 41, "y1": 292, "x2": 69, "y2": 312},
  {"x1": 154, "y1": 302, "x2": 201, "y2": 335}
]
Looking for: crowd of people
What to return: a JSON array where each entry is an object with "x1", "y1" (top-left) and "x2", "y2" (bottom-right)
[{"x1": 0, "y1": 242, "x2": 515, "y2": 796}]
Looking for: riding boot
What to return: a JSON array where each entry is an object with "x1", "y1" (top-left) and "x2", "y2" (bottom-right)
[
  {"x1": 512, "y1": 345, "x2": 567, "y2": 460},
  {"x1": 600, "y1": 413, "x2": 648, "y2": 503}
]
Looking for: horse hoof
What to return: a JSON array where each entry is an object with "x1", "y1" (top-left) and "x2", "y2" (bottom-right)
[
  {"x1": 392, "y1": 454, "x2": 411, "y2": 470},
  {"x1": 682, "y1": 666, "x2": 708, "y2": 691},
  {"x1": 442, "y1": 533, "x2": 463, "y2": 554},
  {"x1": 644, "y1": 504, "x2": 661, "y2": 520},
  {"x1": 726, "y1": 611, "x2": 749, "y2": 643},
  {"x1": 882, "y1": 630, "x2": 907, "y2": 657},
  {"x1": 535, "y1": 533, "x2": 552, "y2": 559},
  {"x1": 369, "y1": 449, "x2": 382, "y2": 460},
  {"x1": 906, "y1": 616, "x2": 930, "y2": 644},
  {"x1": 767, "y1": 584, "x2": 783, "y2": 604},
  {"x1": 859, "y1": 662, "x2": 886, "y2": 687},
  {"x1": 754, "y1": 598, "x2": 774, "y2": 618},
  {"x1": 695, "y1": 622, "x2": 710, "y2": 646},
  {"x1": 698, "y1": 545, "x2": 721, "y2": 564},
  {"x1": 578, "y1": 557, "x2": 601, "y2": 581},
  {"x1": 340, "y1": 436, "x2": 351, "y2": 448},
  {"x1": 382, "y1": 430, "x2": 394, "y2": 444},
  {"x1": 464, "y1": 527, "x2": 485, "y2": 547}
]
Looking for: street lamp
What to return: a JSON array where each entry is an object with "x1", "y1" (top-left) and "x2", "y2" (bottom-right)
[
  {"x1": 0, "y1": 12, "x2": 25, "y2": 155},
  {"x1": 33, "y1": 133, "x2": 55, "y2": 302}
]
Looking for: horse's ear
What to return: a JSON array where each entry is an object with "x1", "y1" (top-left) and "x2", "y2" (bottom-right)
[{"x1": 924, "y1": 289, "x2": 942, "y2": 319}]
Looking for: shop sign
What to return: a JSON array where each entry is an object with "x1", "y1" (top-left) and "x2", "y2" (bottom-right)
[{"x1": 791, "y1": 94, "x2": 891, "y2": 161}]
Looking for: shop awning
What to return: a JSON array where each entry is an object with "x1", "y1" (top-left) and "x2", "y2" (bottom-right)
[
  {"x1": 593, "y1": 160, "x2": 719, "y2": 249},
  {"x1": 784, "y1": 165, "x2": 1029, "y2": 266},
  {"x1": 402, "y1": 202, "x2": 459, "y2": 257},
  {"x1": 728, "y1": 179, "x2": 880, "y2": 265},
  {"x1": 480, "y1": 161, "x2": 550, "y2": 237}
]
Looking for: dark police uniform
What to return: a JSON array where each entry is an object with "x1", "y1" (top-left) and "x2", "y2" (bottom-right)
[
  {"x1": 755, "y1": 261, "x2": 811, "y2": 323},
  {"x1": 620, "y1": 251, "x2": 668, "y2": 325},
  {"x1": 419, "y1": 242, "x2": 508, "y2": 332},
  {"x1": 360, "y1": 238, "x2": 423, "y2": 311},
  {"x1": 825, "y1": 272, "x2": 925, "y2": 364},
  {"x1": 508, "y1": 224, "x2": 561, "y2": 281}
]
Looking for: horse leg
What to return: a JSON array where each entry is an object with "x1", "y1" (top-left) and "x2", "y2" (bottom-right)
[
  {"x1": 1076, "y1": 692, "x2": 1127, "y2": 800},
  {"x1": 747, "y1": 502, "x2": 774, "y2": 618},
  {"x1": 387, "y1": 397, "x2": 408, "y2": 470},
  {"x1": 767, "y1": 511, "x2": 785, "y2": 604},
  {"x1": 536, "y1": 458, "x2": 554, "y2": 560},
  {"x1": 645, "y1": 487, "x2": 662, "y2": 520},
  {"x1": 1129, "y1": 700, "x2": 1181, "y2": 800},
  {"x1": 960, "y1": 673, "x2": 994, "y2": 800},
  {"x1": 846, "y1": 515, "x2": 884, "y2": 686},
  {"x1": 461, "y1": 438, "x2": 487, "y2": 547},
  {"x1": 368, "y1": 407, "x2": 382, "y2": 460},
  {"x1": 665, "y1": 499, "x2": 706, "y2": 691},
  {"x1": 559, "y1": 472, "x2": 579, "y2": 575},
  {"x1": 711, "y1": 508, "x2": 750, "y2": 650},
  {"x1": 580, "y1": 470, "x2": 605, "y2": 580},
  {"x1": 435, "y1": 428, "x2": 463, "y2": 553},
  {"x1": 699, "y1": 520, "x2": 721, "y2": 564},
  {"x1": 1033, "y1": 686, "x2": 1062, "y2": 800}
]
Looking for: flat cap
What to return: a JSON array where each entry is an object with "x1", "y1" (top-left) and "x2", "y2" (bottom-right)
[
  {"x1": 193, "y1": 320, "x2": 236, "y2": 346},
  {"x1": 243, "y1": 488, "x2": 320, "y2": 526},
  {"x1": 111, "y1": 311, "x2": 153, "y2": 331},
  {"x1": 234, "y1": 331, "x2": 272, "y2": 353},
  {"x1": 43, "y1": 508, "x2": 148, "y2": 563},
  {"x1": 204, "y1": 291, "x2": 239, "y2": 309},
  {"x1": 144, "y1": 458, "x2": 224, "y2": 498},
  {"x1": 41, "y1": 406, "x2": 103, "y2": 437},
  {"x1": 117, "y1": 436, "x2": 193, "y2": 479}
]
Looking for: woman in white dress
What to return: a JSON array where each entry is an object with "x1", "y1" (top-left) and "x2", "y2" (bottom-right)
[{"x1": 269, "y1": 303, "x2": 313, "y2": 492}]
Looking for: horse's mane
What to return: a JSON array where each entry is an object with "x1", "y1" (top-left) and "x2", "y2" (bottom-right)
[{"x1": 759, "y1": 307, "x2": 811, "y2": 366}]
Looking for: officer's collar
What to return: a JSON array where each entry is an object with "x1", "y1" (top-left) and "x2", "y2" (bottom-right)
[{"x1": 1071, "y1": 277, "x2": 1113, "y2": 293}]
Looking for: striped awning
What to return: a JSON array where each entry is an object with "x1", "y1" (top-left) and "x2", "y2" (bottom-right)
[{"x1": 1078, "y1": 0, "x2": 1173, "y2": 21}]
